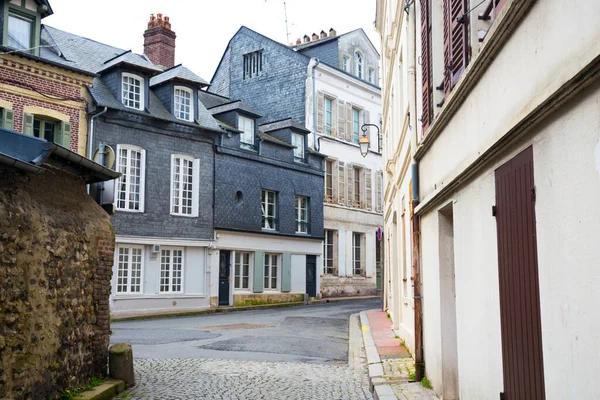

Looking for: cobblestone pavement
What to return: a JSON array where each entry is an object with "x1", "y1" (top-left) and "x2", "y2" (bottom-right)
[
  {"x1": 119, "y1": 357, "x2": 372, "y2": 400},
  {"x1": 115, "y1": 302, "x2": 378, "y2": 399}
]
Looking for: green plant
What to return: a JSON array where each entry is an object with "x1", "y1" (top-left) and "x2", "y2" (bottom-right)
[
  {"x1": 421, "y1": 377, "x2": 432, "y2": 389},
  {"x1": 409, "y1": 372, "x2": 416, "y2": 381},
  {"x1": 387, "y1": 312, "x2": 391, "y2": 319},
  {"x1": 59, "y1": 377, "x2": 104, "y2": 399},
  {"x1": 394, "y1": 334, "x2": 400, "y2": 339}
]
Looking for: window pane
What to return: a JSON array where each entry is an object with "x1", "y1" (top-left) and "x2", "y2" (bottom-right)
[{"x1": 8, "y1": 14, "x2": 32, "y2": 50}]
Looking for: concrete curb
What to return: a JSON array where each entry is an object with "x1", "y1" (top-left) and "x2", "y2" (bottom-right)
[
  {"x1": 73, "y1": 379, "x2": 125, "y2": 400},
  {"x1": 359, "y1": 311, "x2": 397, "y2": 400},
  {"x1": 112, "y1": 296, "x2": 381, "y2": 322}
]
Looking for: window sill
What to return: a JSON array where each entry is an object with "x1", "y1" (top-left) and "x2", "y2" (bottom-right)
[
  {"x1": 262, "y1": 228, "x2": 278, "y2": 232},
  {"x1": 295, "y1": 232, "x2": 310, "y2": 236},
  {"x1": 170, "y1": 213, "x2": 198, "y2": 218},
  {"x1": 116, "y1": 208, "x2": 144, "y2": 213}
]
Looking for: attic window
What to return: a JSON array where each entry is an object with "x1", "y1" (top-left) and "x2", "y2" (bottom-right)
[
  {"x1": 243, "y1": 50, "x2": 263, "y2": 79},
  {"x1": 354, "y1": 51, "x2": 363, "y2": 79},
  {"x1": 122, "y1": 73, "x2": 144, "y2": 111},
  {"x1": 174, "y1": 86, "x2": 193, "y2": 122},
  {"x1": 7, "y1": 12, "x2": 34, "y2": 52}
]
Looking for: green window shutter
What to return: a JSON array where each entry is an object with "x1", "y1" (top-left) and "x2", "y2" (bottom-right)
[
  {"x1": 281, "y1": 253, "x2": 292, "y2": 292},
  {"x1": 253, "y1": 251, "x2": 265, "y2": 293},
  {"x1": 23, "y1": 113, "x2": 34, "y2": 136},
  {"x1": 4, "y1": 109, "x2": 14, "y2": 131},
  {"x1": 57, "y1": 121, "x2": 72, "y2": 148}
]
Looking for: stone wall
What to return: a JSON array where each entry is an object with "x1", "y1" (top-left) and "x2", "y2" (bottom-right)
[{"x1": 0, "y1": 164, "x2": 114, "y2": 399}]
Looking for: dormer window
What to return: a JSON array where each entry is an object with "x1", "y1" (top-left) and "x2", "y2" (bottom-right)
[
  {"x1": 354, "y1": 51, "x2": 363, "y2": 79},
  {"x1": 238, "y1": 115, "x2": 255, "y2": 150},
  {"x1": 122, "y1": 73, "x2": 144, "y2": 111},
  {"x1": 174, "y1": 86, "x2": 193, "y2": 121},
  {"x1": 7, "y1": 12, "x2": 33, "y2": 52},
  {"x1": 292, "y1": 132, "x2": 305, "y2": 162}
]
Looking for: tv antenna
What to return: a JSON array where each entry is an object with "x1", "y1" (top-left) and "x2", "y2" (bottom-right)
[{"x1": 266, "y1": 0, "x2": 290, "y2": 44}]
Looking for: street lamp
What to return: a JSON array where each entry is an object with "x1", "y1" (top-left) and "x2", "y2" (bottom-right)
[{"x1": 360, "y1": 123, "x2": 381, "y2": 157}]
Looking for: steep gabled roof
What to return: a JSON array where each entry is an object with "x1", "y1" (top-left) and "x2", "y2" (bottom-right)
[
  {"x1": 97, "y1": 50, "x2": 160, "y2": 74},
  {"x1": 207, "y1": 100, "x2": 262, "y2": 118},
  {"x1": 292, "y1": 28, "x2": 380, "y2": 57},
  {"x1": 150, "y1": 64, "x2": 209, "y2": 87}
]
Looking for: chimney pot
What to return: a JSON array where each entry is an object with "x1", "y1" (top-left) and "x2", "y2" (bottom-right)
[
  {"x1": 144, "y1": 13, "x2": 176, "y2": 69},
  {"x1": 303, "y1": 34, "x2": 310, "y2": 43},
  {"x1": 329, "y1": 28, "x2": 336, "y2": 37},
  {"x1": 296, "y1": 38, "x2": 301, "y2": 45},
  {"x1": 311, "y1": 32, "x2": 319, "y2": 41},
  {"x1": 320, "y1": 30, "x2": 327, "y2": 39}
]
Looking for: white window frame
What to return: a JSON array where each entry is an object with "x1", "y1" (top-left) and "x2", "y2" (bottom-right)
[
  {"x1": 264, "y1": 253, "x2": 280, "y2": 291},
  {"x1": 353, "y1": 233, "x2": 363, "y2": 275},
  {"x1": 174, "y1": 86, "x2": 193, "y2": 122},
  {"x1": 262, "y1": 189, "x2": 277, "y2": 230},
  {"x1": 292, "y1": 132, "x2": 305, "y2": 162},
  {"x1": 159, "y1": 247, "x2": 184, "y2": 293},
  {"x1": 170, "y1": 154, "x2": 200, "y2": 217},
  {"x1": 368, "y1": 68, "x2": 375, "y2": 83},
  {"x1": 324, "y1": 97, "x2": 333, "y2": 135},
  {"x1": 115, "y1": 245, "x2": 144, "y2": 294},
  {"x1": 295, "y1": 196, "x2": 309, "y2": 234},
  {"x1": 354, "y1": 51, "x2": 363, "y2": 79},
  {"x1": 342, "y1": 56, "x2": 350, "y2": 72},
  {"x1": 7, "y1": 11, "x2": 33, "y2": 52},
  {"x1": 233, "y1": 251, "x2": 253, "y2": 291},
  {"x1": 115, "y1": 144, "x2": 146, "y2": 212},
  {"x1": 122, "y1": 72, "x2": 144, "y2": 111},
  {"x1": 238, "y1": 115, "x2": 255, "y2": 150},
  {"x1": 324, "y1": 230, "x2": 335, "y2": 275}
]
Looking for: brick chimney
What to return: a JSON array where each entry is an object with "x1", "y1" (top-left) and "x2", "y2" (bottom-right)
[{"x1": 143, "y1": 13, "x2": 176, "y2": 69}]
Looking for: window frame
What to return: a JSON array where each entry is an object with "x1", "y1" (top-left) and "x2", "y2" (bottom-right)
[
  {"x1": 174, "y1": 85, "x2": 193, "y2": 122},
  {"x1": 352, "y1": 232, "x2": 363, "y2": 275},
  {"x1": 159, "y1": 248, "x2": 184, "y2": 293},
  {"x1": 243, "y1": 50, "x2": 263, "y2": 79},
  {"x1": 170, "y1": 154, "x2": 199, "y2": 217},
  {"x1": 115, "y1": 245, "x2": 144, "y2": 294},
  {"x1": 264, "y1": 253, "x2": 280, "y2": 291},
  {"x1": 261, "y1": 189, "x2": 278, "y2": 231},
  {"x1": 292, "y1": 132, "x2": 305, "y2": 162},
  {"x1": 324, "y1": 97, "x2": 333, "y2": 135},
  {"x1": 342, "y1": 56, "x2": 350, "y2": 72},
  {"x1": 32, "y1": 116, "x2": 57, "y2": 141},
  {"x1": 368, "y1": 68, "x2": 375, "y2": 83},
  {"x1": 354, "y1": 51, "x2": 363, "y2": 79},
  {"x1": 325, "y1": 160, "x2": 333, "y2": 203},
  {"x1": 354, "y1": 166, "x2": 361, "y2": 206},
  {"x1": 7, "y1": 10, "x2": 34, "y2": 52},
  {"x1": 295, "y1": 196, "x2": 309, "y2": 234},
  {"x1": 324, "y1": 230, "x2": 335, "y2": 275},
  {"x1": 121, "y1": 72, "x2": 144, "y2": 111},
  {"x1": 233, "y1": 251, "x2": 252, "y2": 291},
  {"x1": 115, "y1": 144, "x2": 146, "y2": 213},
  {"x1": 352, "y1": 108, "x2": 360, "y2": 143},
  {"x1": 238, "y1": 115, "x2": 256, "y2": 150}
]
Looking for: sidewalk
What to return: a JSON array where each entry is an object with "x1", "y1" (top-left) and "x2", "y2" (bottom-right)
[{"x1": 360, "y1": 310, "x2": 438, "y2": 400}]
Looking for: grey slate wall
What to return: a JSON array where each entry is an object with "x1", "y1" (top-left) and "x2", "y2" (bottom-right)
[
  {"x1": 94, "y1": 110, "x2": 216, "y2": 240},
  {"x1": 210, "y1": 27, "x2": 310, "y2": 125},
  {"x1": 298, "y1": 40, "x2": 339, "y2": 69},
  {"x1": 214, "y1": 148, "x2": 324, "y2": 238}
]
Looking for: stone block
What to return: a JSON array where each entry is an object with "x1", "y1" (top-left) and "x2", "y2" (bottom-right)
[{"x1": 109, "y1": 343, "x2": 135, "y2": 387}]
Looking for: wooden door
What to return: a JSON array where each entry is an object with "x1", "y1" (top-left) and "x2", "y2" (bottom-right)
[
  {"x1": 218, "y1": 251, "x2": 231, "y2": 306},
  {"x1": 305, "y1": 255, "x2": 317, "y2": 297},
  {"x1": 494, "y1": 146, "x2": 545, "y2": 400}
]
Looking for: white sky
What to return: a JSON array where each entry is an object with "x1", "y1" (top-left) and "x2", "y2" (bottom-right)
[{"x1": 44, "y1": 0, "x2": 380, "y2": 81}]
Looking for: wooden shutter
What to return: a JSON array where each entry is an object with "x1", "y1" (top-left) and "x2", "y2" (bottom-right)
[
  {"x1": 376, "y1": 171, "x2": 383, "y2": 213},
  {"x1": 346, "y1": 163, "x2": 354, "y2": 207},
  {"x1": 23, "y1": 113, "x2": 34, "y2": 136},
  {"x1": 345, "y1": 103, "x2": 353, "y2": 142},
  {"x1": 1, "y1": 109, "x2": 14, "y2": 131},
  {"x1": 421, "y1": 0, "x2": 433, "y2": 132},
  {"x1": 253, "y1": 251, "x2": 265, "y2": 293},
  {"x1": 317, "y1": 91, "x2": 324, "y2": 133},
  {"x1": 365, "y1": 168, "x2": 372, "y2": 211},
  {"x1": 281, "y1": 253, "x2": 292, "y2": 292},
  {"x1": 338, "y1": 161, "x2": 346, "y2": 205},
  {"x1": 444, "y1": 0, "x2": 469, "y2": 95},
  {"x1": 331, "y1": 160, "x2": 338, "y2": 203},
  {"x1": 337, "y1": 100, "x2": 345, "y2": 139},
  {"x1": 57, "y1": 121, "x2": 72, "y2": 149}
]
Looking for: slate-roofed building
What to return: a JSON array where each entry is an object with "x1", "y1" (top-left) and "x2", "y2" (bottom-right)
[
  {"x1": 198, "y1": 90, "x2": 326, "y2": 307},
  {"x1": 29, "y1": 12, "x2": 224, "y2": 316},
  {"x1": 210, "y1": 26, "x2": 384, "y2": 299}
]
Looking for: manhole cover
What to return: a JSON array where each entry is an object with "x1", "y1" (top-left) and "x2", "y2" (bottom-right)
[{"x1": 197, "y1": 323, "x2": 271, "y2": 330}]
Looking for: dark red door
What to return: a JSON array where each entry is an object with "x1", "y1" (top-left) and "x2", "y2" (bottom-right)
[{"x1": 494, "y1": 146, "x2": 545, "y2": 400}]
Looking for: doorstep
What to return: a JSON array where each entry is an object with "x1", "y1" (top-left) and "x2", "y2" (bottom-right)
[{"x1": 73, "y1": 379, "x2": 125, "y2": 400}]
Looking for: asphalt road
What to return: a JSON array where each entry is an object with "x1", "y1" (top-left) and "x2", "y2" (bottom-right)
[{"x1": 111, "y1": 298, "x2": 381, "y2": 364}]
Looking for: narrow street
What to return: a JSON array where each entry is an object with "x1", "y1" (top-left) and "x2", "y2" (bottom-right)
[{"x1": 112, "y1": 299, "x2": 380, "y2": 399}]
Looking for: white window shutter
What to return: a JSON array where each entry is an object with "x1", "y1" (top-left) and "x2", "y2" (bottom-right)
[
  {"x1": 337, "y1": 100, "x2": 345, "y2": 139},
  {"x1": 345, "y1": 103, "x2": 353, "y2": 142},
  {"x1": 139, "y1": 149, "x2": 146, "y2": 213},
  {"x1": 365, "y1": 168, "x2": 372, "y2": 211},
  {"x1": 376, "y1": 171, "x2": 383, "y2": 213},
  {"x1": 192, "y1": 158, "x2": 200, "y2": 217},
  {"x1": 346, "y1": 163, "x2": 354, "y2": 207},
  {"x1": 338, "y1": 161, "x2": 345, "y2": 206},
  {"x1": 332, "y1": 160, "x2": 338, "y2": 203},
  {"x1": 317, "y1": 91, "x2": 324, "y2": 134}
]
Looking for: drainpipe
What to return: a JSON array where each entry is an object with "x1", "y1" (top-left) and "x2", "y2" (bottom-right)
[
  {"x1": 406, "y1": 0, "x2": 424, "y2": 382},
  {"x1": 309, "y1": 58, "x2": 321, "y2": 151},
  {"x1": 87, "y1": 106, "x2": 108, "y2": 159}
]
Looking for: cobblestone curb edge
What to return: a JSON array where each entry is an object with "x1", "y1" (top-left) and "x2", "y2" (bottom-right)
[{"x1": 359, "y1": 311, "x2": 396, "y2": 400}]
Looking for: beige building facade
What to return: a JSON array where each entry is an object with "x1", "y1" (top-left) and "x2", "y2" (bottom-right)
[{"x1": 378, "y1": 0, "x2": 600, "y2": 399}]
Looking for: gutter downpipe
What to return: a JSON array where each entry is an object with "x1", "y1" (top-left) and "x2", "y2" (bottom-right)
[
  {"x1": 310, "y1": 58, "x2": 321, "y2": 151},
  {"x1": 87, "y1": 107, "x2": 108, "y2": 160},
  {"x1": 407, "y1": 0, "x2": 424, "y2": 382}
]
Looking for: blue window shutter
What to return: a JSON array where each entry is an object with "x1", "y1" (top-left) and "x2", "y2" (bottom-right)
[
  {"x1": 253, "y1": 251, "x2": 264, "y2": 293},
  {"x1": 281, "y1": 253, "x2": 292, "y2": 292}
]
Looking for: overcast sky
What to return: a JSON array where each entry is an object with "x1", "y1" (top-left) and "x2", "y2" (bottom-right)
[{"x1": 44, "y1": 0, "x2": 380, "y2": 81}]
